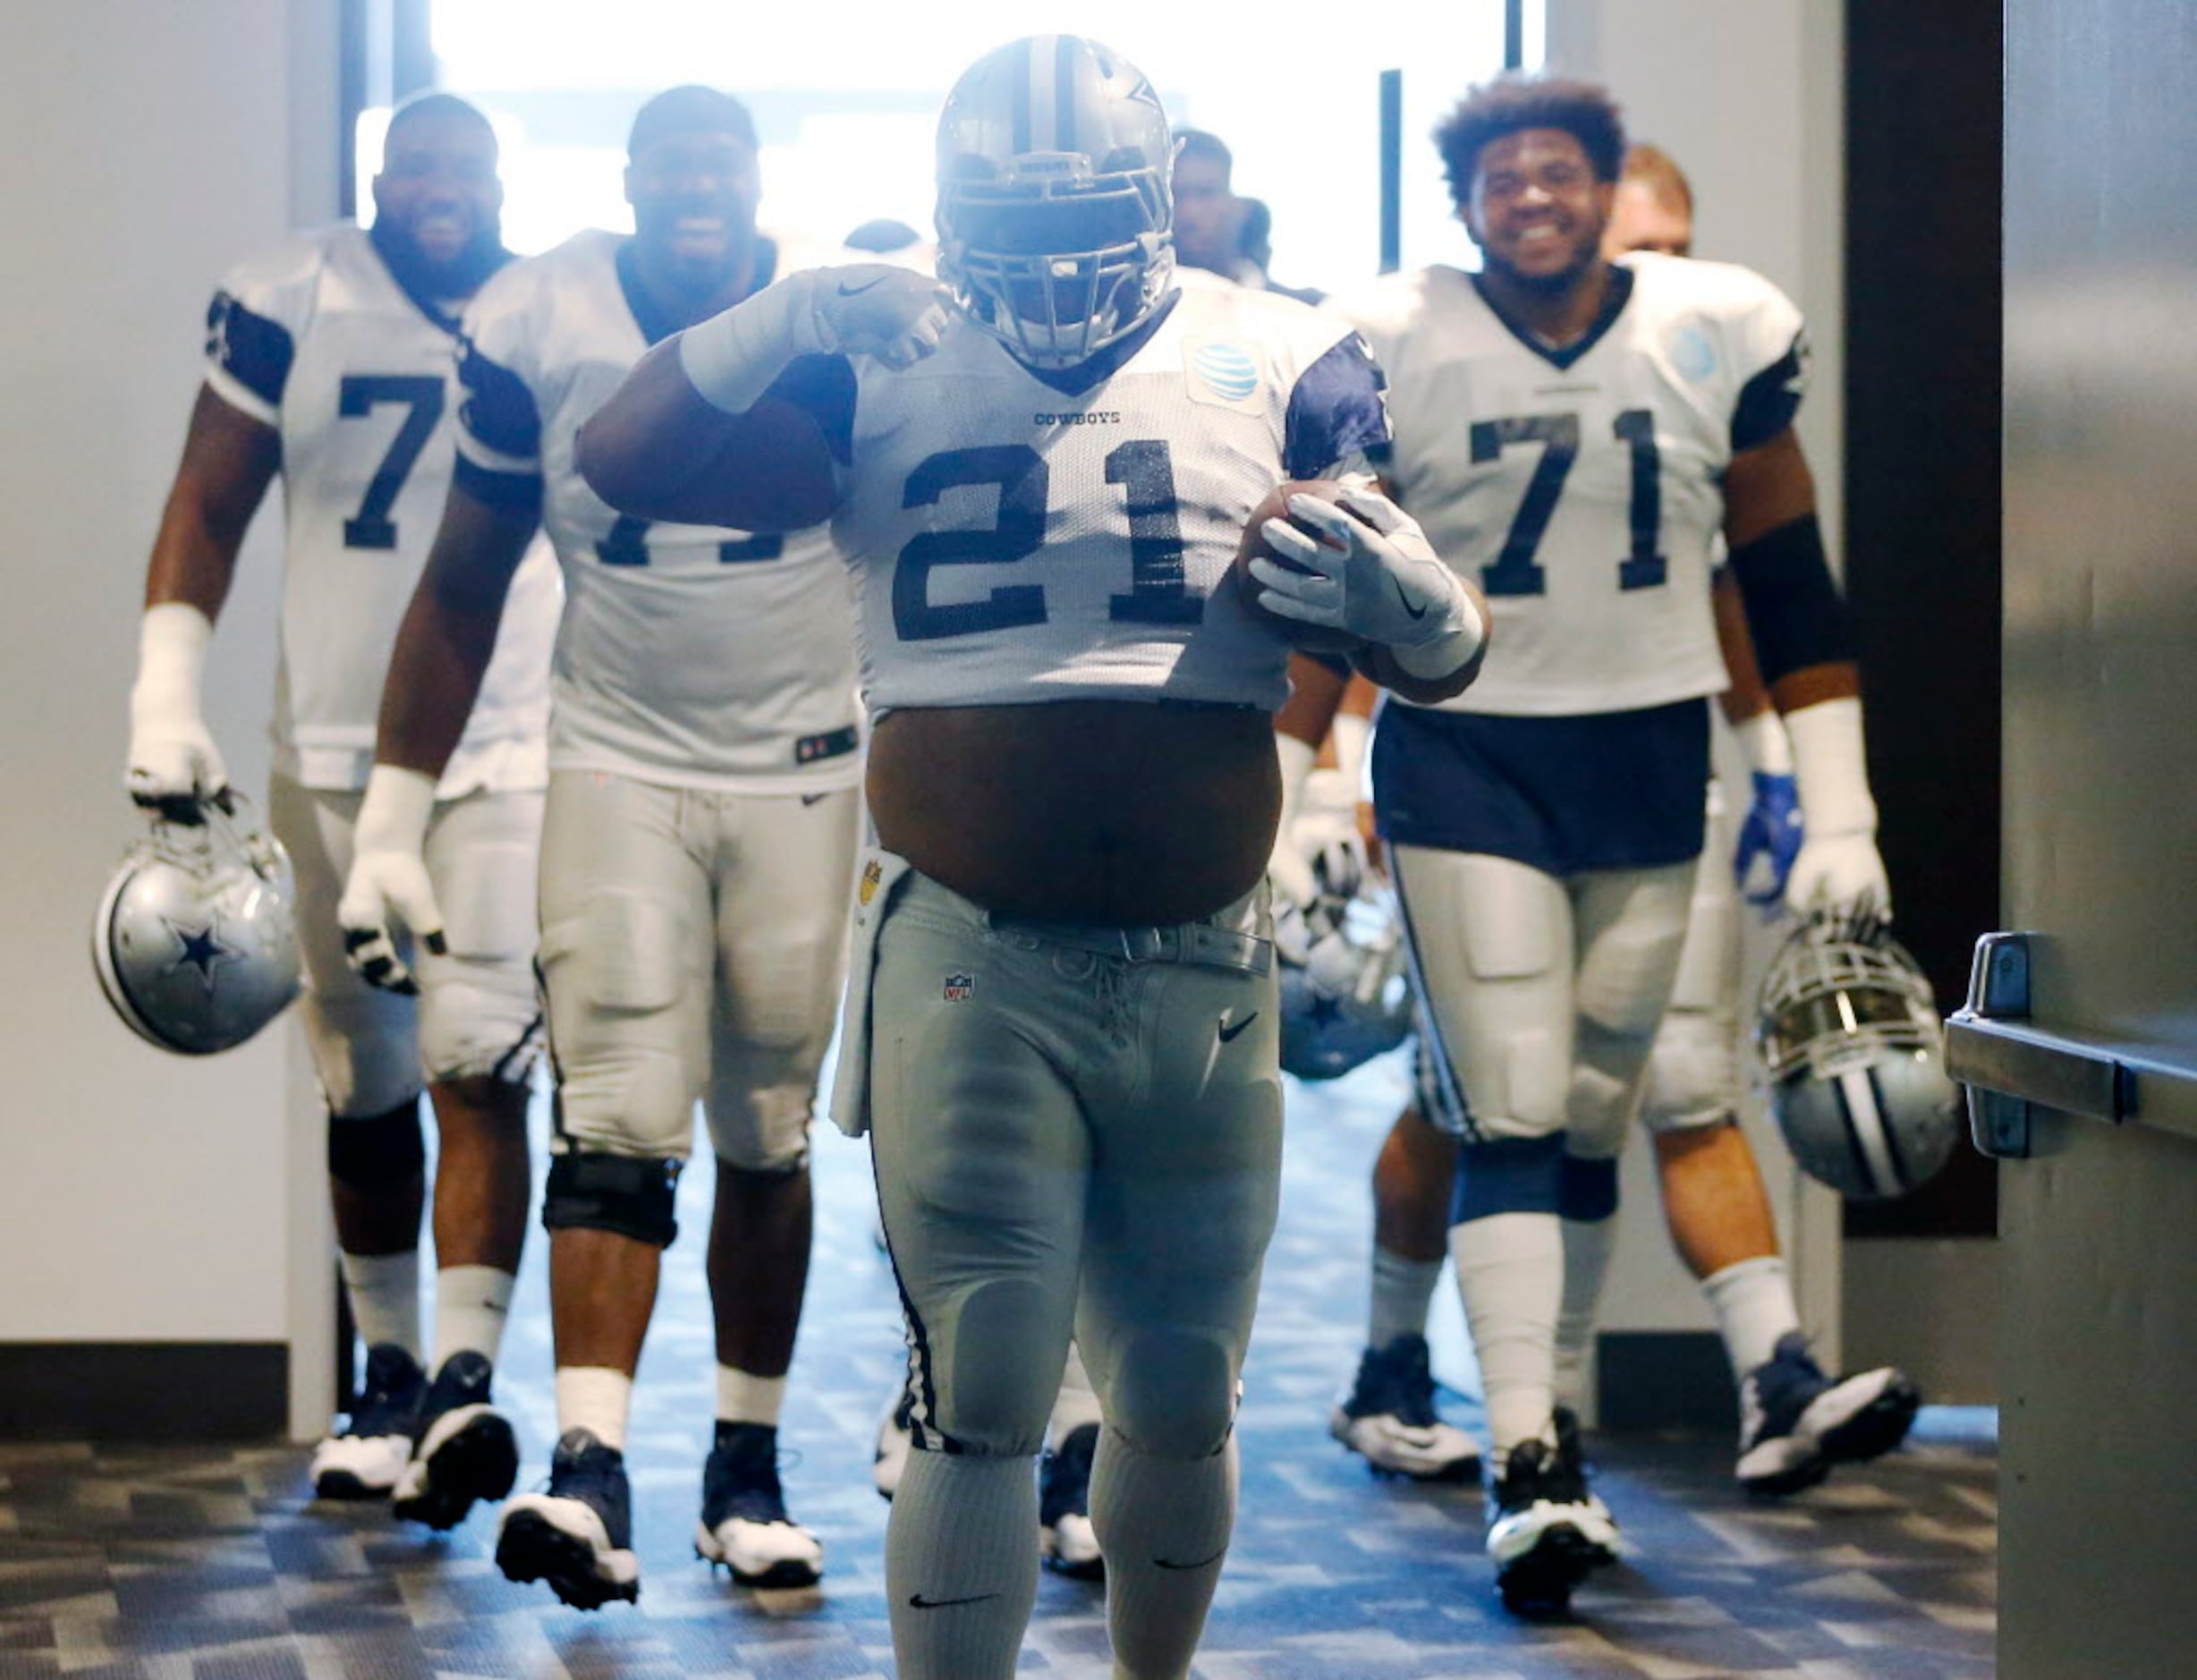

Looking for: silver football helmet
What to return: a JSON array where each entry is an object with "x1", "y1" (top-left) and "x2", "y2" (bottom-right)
[
  {"x1": 92, "y1": 792, "x2": 301, "y2": 1056},
  {"x1": 1754, "y1": 911, "x2": 1961, "y2": 1200},
  {"x1": 1277, "y1": 853, "x2": 1413, "y2": 1082},
  {"x1": 935, "y1": 34, "x2": 1175, "y2": 369}
]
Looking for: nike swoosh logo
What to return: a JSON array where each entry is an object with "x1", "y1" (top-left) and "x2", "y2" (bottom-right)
[
  {"x1": 909, "y1": 1591, "x2": 1000, "y2": 1609},
  {"x1": 1217, "y1": 1012, "x2": 1259, "y2": 1044},
  {"x1": 1395, "y1": 580, "x2": 1429, "y2": 620},
  {"x1": 1154, "y1": 1546, "x2": 1227, "y2": 1571},
  {"x1": 802, "y1": 793, "x2": 828, "y2": 805},
  {"x1": 838, "y1": 276, "x2": 888, "y2": 296}
]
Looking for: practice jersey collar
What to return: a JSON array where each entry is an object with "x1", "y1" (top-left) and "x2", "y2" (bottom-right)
[
  {"x1": 615, "y1": 236, "x2": 781, "y2": 347},
  {"x1": 1468, "y1": 262, "x2": 1635, "y2": 372}
]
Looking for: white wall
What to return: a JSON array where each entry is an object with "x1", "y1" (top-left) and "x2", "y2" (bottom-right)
[
  {"x1": 0, "y1": 1, "x2": 339, "y2": 1430},
  {"x1": 1539, "y1": 0, "x2": 1851, "y2": 1385}
]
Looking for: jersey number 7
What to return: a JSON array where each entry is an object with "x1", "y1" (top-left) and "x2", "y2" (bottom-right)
[
  {"x1": 338, "y1": 374, "x2": 445, "y2": 551},
  {"x1": 1471, "y1": 408, "x2": 1666, "y2": 597}
]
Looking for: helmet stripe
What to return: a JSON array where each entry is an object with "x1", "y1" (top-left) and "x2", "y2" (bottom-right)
[
  {"x1": 1056, "y1": 33, "x2": 1082, "y2": 157},
  {"x1": 1010, "y1": 35, "x2": 1035, "y2": 156},
  {"x1": 1027, "y1": 34, "x2": 1056, "y2": 155},
  {"x1": 1835, "y1": 1066, "x2": 1904, "y2": 1197}
]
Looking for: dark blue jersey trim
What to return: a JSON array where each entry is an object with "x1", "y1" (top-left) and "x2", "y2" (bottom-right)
[
  {"x1": 206, "y1": 291, "x2": 294, "y2": 409},
  {"x1": 452, "y1": 452, "x2": 543, "y2": 513},
  {"x1": 1732, "y1": 331, "x2": 1806, "y2": 453},
  {"x1": 455, "y1": 335, "x2": 541, "y2": 461},
  {"x1": 1285, "y1": 330, "x2": 1391, "y2": 479},
  {"x1": 1018, "y1": 289, "x2": 1182, "y2": 396},
  {"x1": 1469, "y1": 262, "x2": 1634, "y2": 372},
  {"x1": 615, "y1": 235, "x2": 781, "y2": 348}
]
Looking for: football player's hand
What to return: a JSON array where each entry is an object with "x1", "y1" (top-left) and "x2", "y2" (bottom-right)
[
  {"x1": 1250, "y1": 486, "x2": 1483, "y2": 663},
  {"x1": 1734, "y1": 770, "x2": 1805, "y2": 911},
  {"x1": 811, "y1": 266, "x2": 953, "y2": 370},
  {"x1": 1266, "y1": 830, "x2": 1319, "y2": 916},
  {"x1": 128, "y1": 602, "x2": 229, "y2": 819},
  {"x1": 1784, "y1": 830, "x2": 1891, "y2": 923},
  {"x1": 126, "y1": 711, "x2": 229, "y2": 820},
  {"x1": 1292, "y1": 768, "x2": 1370, "y2": 904},
  {"x1": 335, "y1": 767, "x2": 445, "y2": 995}
]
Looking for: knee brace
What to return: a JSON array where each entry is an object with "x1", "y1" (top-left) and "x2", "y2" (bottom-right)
[
  {"x1": 541, "y1": 1150, "x2": 681, "y2": 1248},
  {"x1": 1108, "y1": 1330, "x2": 1236, "y2": 1461},
  {"x1": 327, "y1": 1104, "x2": 426, "y2": 1187},
  {"x1": 1557, "y1": 1152, "x2": 1619, "y2": 1222},
  {"x1": 1451, "y1": 1133, "x2": 1567, "y2": 1225}
]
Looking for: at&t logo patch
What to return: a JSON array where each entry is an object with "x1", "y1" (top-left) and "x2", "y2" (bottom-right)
[{"x1": 1183, "y1": 337, "x2": 1266, "y2": 410}]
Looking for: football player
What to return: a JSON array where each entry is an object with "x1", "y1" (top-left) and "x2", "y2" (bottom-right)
[
  {"x1": 1309, "y1": 75, "x2": 1900, "y2": 1616},
  {"x1": 337, "y1": 86, "x2": 861, "y2": 1607},
  {"x1": 1173, "y1": 129, "x2": 1323, "y2": 303},
  {"x1": 127, "y1": 93, "x2": 555, "y2": 1523},
  {"x1": 575, "y1": 34, "x2": 1487, "y2": 1679}
]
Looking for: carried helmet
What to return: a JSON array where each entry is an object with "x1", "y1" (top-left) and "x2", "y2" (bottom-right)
[
  {"x1": 92, "y1": 792, "x2": 301, "y2": 1056},
  {"x1": 935, "y1": 34, "x2": 1175, "y2": 369},
  {"x1": 1754, "y1": 911, "x2": 1961, "y2": 1200},
  {"x1": 1277, "y1": 852, "x2": 1413, "y2": 1082}
]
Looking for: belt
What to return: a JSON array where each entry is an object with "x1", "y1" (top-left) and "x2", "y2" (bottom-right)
[{"x1": 988, "y1": 914, "x2": 1272, "y2": 976}]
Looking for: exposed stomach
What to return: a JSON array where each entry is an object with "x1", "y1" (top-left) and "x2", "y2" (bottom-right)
[{"x1": 868, "y1": 700, "x2": 1280, "y2": 924}]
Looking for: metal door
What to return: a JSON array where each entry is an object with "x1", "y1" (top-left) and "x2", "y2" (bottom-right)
[{"x1": 1953, "y1": 4, "x2": 2197, "y2": 1673}]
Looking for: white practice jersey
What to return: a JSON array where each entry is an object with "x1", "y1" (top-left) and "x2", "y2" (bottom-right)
[
  {"x1": 1332, "y1": 251, "x2": 1807, "y2": 717},
  {"x1": 205, "y1": 224, "x2": 557, "y2": 793},
  {"x1": 454, "y1": 230, "x2": 863, "y2": 792},
  {"x1": 776, "y1": 280, "x2": 1391, "y2": 714}
]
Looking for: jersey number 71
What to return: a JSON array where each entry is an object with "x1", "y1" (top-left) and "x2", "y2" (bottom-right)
[{"x1": 1471, "y1": 408, "x2": 1665, "y2": 597}]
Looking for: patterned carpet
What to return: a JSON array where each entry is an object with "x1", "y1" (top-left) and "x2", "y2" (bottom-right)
[{"x1": 0, "y1": 1050, "x2": 1996, "y2": 1677}]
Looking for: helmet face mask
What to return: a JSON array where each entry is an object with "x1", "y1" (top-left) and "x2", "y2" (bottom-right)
[
  {"x1": 936, "y1": 36, "x2": 1176, "y2": 370},
  {"x1": 93, "y1": 795, "x2": 302, "y2": 1056},
  {"x1": 1754, "y1": 912, "x2": 1962, "y2": 1200}
]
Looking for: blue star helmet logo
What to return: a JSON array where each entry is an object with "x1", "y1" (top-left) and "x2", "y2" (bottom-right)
[{"x1": 163, "y1": 916, "x2": 241, "y2": 993}]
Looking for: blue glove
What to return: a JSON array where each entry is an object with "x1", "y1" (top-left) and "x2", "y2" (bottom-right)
[{"x1": 1734, "y1": 770, "x2": 1804, "y2": 912}]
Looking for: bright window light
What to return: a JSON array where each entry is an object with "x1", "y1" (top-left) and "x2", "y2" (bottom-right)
[{"x1": 400, "y1": 2, "x2": 1539, "y2": 295}]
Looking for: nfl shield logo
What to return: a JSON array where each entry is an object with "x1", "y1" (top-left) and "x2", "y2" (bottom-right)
[{"x1": 943, "y1": 972, "x2": 975, "y2": 1003}]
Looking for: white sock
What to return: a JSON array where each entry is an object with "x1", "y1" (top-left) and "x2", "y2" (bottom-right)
[
  {"x1": 886, "y1": 1449, "x2": 1039, "y2": 1680},
  {"x1": 1553, "y1": 1216, "x2": 1618, "y2": 1413},
  {"x1": 1702, "y1": 1254, "x2": 1803, "y2": 1379},
  {"x1": 1048, "y1": 1341, "x2": 1104, "y2": 1444},
  {"x1": 1090, "y1": 1426, "x2": 1237, "y2": 1678},
  {"x1": 339, "y1": 1250, "x2": 421, "y2": 1361},
  {"x1": 431, "y1": 1264, "x2": 514, "y2": 1371},
  {"x1": 1449, "y1": 1211, "x2": 1563, "y2": 1455},
  {"x1": 556, "y1": 1365, "x2": 635, "y2": 1452},
  {"x1": 717, "y1": 1365, "x2": 787, "y2": 1428},
  {"x1": 1368, "y1": 1245, "x2": 1445, "y2": 1350}
]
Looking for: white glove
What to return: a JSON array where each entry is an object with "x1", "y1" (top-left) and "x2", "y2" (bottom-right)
[
  {"x1": 335, "y1": 765, "x2": 445, "y2": 995},
  {"x1": 1294, "y1": 767, "x2": 1369, "y2": 903},
  {"x1": 680, "y1": 265, "x2": 952, "y2": 413},
  {"x1": 126, "y1": 603, "x2": 229, "y2": 813},
  {"x1": 809, "y1": 265, "x2": 954, "y2": 370},
  {"x1": 1248, "y1": 486, "x2": 1483, "y2": 676},
  {"x1": 1782, "y1": 697, "x2": 1892, "y2": 919}
]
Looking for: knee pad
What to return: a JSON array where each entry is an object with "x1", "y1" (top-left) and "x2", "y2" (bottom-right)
[
  {"x1": 927, "y1": 1277, "x2": 1065, "y2": 1458},
  {"x1": 417, "y1": 970, "x2": 545, "y2": 1089},
  {"x1": 1641, "y1": 1008, "x2": 1743, "y2": 1134},
  {"x1": 327, "y1": 1104, "x2": 426, "y2": 1187},
  {"x1": 541, "y1": 1150, "x2": 681, "y2": 1248},
  {"x1": 1108, "y1": 1330, "x2": 1235, "y2": 1460},
  {"x1": 1557, "y1": 1152, "x2": 1619, "y2": 1222},
  {"x1": 1451, "y1": 1133, "x2": 1567, "y2": 1224},
  {"x1": 703, "y1": 1059, "x2": 818, "y2": 1174}
]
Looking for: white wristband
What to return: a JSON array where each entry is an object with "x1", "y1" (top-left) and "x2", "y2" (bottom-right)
[
  {"x1": 131, "y1": 602, "x2": 213, "y2": 726},
  {"x1": 1732, "y1": 708, "x2": 1796, "y2": 777},
  {"x1": 1330, "y1": 710, "x2": 1371, "y2": 802},
  {"x1": 357, "y1": 763, "x2": 438, "y2": 852},
  {"x1": 1274, "y1": 731, "x2": 1317, "y2": 840},
  {"x1": 1784, "y1": 696, "x2": 1877, "y2": 837},
  {"x1": 676, "y1": 272, "x2": 827, "y2": 415}
]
